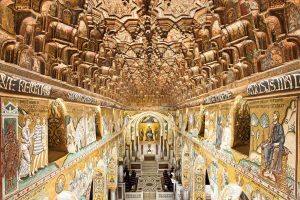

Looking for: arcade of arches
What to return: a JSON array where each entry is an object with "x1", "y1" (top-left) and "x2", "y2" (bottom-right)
[{"x1": 0, "y1": 0, "x2": 300, "y2": 200}]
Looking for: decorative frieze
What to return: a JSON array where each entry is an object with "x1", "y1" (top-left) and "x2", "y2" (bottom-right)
[
  {"x1": 203, "y1": 91, "x2": 233, "y2": 104},
  {"x1": 66, "y1": 91, "x2": 97, "y2": 105}
]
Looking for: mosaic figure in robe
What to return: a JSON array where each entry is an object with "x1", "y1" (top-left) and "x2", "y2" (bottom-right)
[
  {"x1": 146, "y1": 126, "x2": 154, "y2": 141},
  {"x1": 19, "y1": 117, "x2": 33, "y2": 180},
  {"x1": 4, "y1": 126, "x2": 19, "y2": 191},
  {"x1": 31, "y1": 117, "x2": 44, "y2": 175},
  {"x1": 263, "y1": 111, "x2": 286, "y2": 180}
]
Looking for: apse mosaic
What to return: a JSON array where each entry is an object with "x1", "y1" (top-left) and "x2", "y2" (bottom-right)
[{"x1": 138, "y1": 116, "x2": 160, "y2": 143}]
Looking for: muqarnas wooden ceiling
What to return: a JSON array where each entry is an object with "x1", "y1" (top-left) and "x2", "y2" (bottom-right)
[{"x1": 0, "y1": 0, "x2": 299, "y2": 106}]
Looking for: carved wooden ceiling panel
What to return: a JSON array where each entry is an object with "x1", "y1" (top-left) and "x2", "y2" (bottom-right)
[{"x1": 0, "y1": 0, "x2": 299, "y2": 106}]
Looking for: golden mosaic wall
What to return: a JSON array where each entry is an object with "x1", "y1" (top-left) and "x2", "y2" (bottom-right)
[
  {"x1": 0, "y1": 92, "x2": 124, "y2": 199},
  {"x1": 175, "y1": 94, "x2": 300, "y2": 199}
]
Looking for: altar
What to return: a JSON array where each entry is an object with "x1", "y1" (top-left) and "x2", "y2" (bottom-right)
[{"x1": 138, "y1": 142, "x2": 160, "y2": 161}]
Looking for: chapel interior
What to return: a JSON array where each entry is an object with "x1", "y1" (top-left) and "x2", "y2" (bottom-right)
[{"x1": 0, "y1": 0, "x2": 300, "y2": 200}]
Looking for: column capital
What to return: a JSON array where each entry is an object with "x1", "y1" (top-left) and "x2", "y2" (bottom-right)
[{"x1": 109, "y1": 186, "x2": 117, "y2": 192}]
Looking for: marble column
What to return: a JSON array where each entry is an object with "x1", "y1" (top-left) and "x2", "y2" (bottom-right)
[
  {"x1": 175, "y1": 184, "x2": 183, "y2": 200},
  {"x1": 161, "y1": 136, "x2": 164, "y2": 160},
  {"x1": 136, "y1": 136, "x2": 140, "y2": 160},
  {"x1": 118, "y1": 165, "x2": 124, "y2": 183},
  {"x1": 110, "y1": 189, "x2": 116, "y2": 200},
  {"x1": 183, "y1": 189, "x2": 190, "y2": 200},
  {"x1": 131, "y1": 140, "x2": 135, "y2": 161},
  {"x1": 170, "y1": 149, "x2": 174, "y2": 161},
  {"x1": 125, "y1": 149, "x2": 129, "y2": 161}
]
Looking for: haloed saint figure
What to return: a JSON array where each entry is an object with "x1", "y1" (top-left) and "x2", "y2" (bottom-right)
[{"x1": 146, "y1": 126, "x2": 154, "y2": 141}]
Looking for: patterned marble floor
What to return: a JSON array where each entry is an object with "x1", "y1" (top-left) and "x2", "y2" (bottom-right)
[
  {"x1": 136, "y1": 174, "x2": 162, "y2": 192},
  {"x1": 136, "y1": 161, "x2": 163, "y2": 192}
]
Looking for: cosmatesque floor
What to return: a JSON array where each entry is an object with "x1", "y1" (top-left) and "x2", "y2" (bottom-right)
[
  {"x1": 136, "y1": 174, "x2": 162, "y2": 192},
  {"x1": 137, "y1": 161, "x2": 163, "y2": 192}
]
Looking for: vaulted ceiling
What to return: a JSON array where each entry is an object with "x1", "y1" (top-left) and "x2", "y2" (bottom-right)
[{"x1": 0, "y1": 0, "x2": 299, "y2": 107}]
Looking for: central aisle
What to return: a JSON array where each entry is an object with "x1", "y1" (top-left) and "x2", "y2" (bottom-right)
[{"x1": 136, "y1": 161, "x2": 163, "y2": 200}]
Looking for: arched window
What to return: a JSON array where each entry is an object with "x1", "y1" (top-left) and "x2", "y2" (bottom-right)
[
  {"x1": 231, "y1": 96, "x2": 251, "y2": 155},
  {"x1": 48, "y1": 99, "x2": 68, "y2": 162}
]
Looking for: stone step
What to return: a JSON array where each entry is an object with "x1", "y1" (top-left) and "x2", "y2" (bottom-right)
[
  {"x1": 144, "y1": 192, "x2": 156, "y2": 200},
  {"x1": 142, "y1": 165, "x2": 156, "y2": 167},
  {"x1": 141, "y1": 162, "x2": 159, "y2": 191},
  {"x1": 142, "y1": 163, "x2": 157, "y2": 166},
  {"x1": 142, "y1": 162, "x2": 158, "y2": 173},
  {"x1": 142, "y1": 166, "x2": 157, "y2": 169}
]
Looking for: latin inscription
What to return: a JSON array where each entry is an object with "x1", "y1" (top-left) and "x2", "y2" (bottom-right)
[
  {"x1": 0, "y1": 73, "x2": 51, "y2": 96},
  {"x1": 204, "y1": 91, "x2": 233, "y2": 104},
  {"x1": 247, "y1": 72, "x2": 300, "y2": 95},
  {"x1": 67, "y1": 92, "x2": 97, "y2": 104}
]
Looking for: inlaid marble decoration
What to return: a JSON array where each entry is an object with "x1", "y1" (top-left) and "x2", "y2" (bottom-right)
[
  {"x1": 93, "y1": 160, "x2": 105, "y2": 200},
  {"x1": 182, "y1": 143, "x2": 191, "y2": 189},
  {"x1": 107, "y1": 146, "x2": 118, "y2": 190},
  {"x1": 193, "y1": 154, "x2": 206, "y2": 199},
  {"x1": 137, "y1": 175, "x2": 162, "y2": 192}
]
